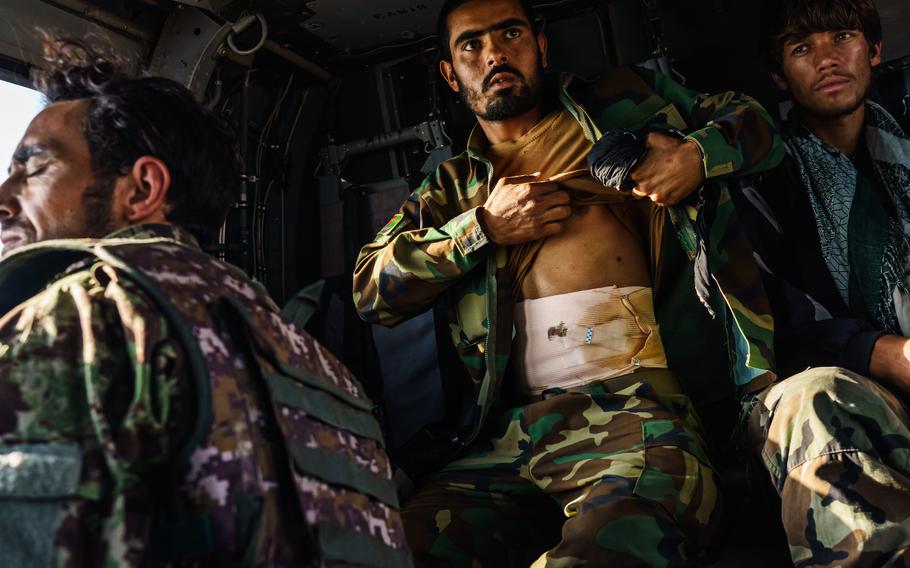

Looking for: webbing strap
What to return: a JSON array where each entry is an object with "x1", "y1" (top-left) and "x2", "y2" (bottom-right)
[
  {"x1": 217, "y1": 299, "x2": 400, "y2": 510},
  {"x1": 148, "y1": 516, "x2": 214, "y2": 562},
  {"x1": 223, "y1": 297, "x2": 373, "y2": 412},
  {"x1": 290, "y1": 445, "x2": 399, "y2": 508},
  {"x1": 265, "y1": 373, "x2": 384, "y2": 443},
  {"x1": 318, "y1": 524, "x2": 413, "y2": 568}
]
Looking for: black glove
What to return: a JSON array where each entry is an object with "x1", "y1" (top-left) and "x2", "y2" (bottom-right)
[{"x1": 586, "y1": 129, "x2": 645, "y2": 192}]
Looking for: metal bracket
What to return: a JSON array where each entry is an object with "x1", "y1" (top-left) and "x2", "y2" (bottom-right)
[
  {"x1": 149, "y1": 6, "x2": 232, "y2": 100},
  {"x1": 320, "y1": 119, "x2": 451, "y2": 175},
  {"x1": 168, "y1": 0, "x2": 233, "y2": 13}
]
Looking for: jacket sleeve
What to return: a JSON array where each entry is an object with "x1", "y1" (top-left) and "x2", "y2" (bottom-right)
[
  {"x1": 732, "y1": 167, "x2": 885, "y2": 377},
  {"x1": 353, "y1": 173, "x2": 491, "y2": 327},
  {"x1": 641, "y1": 68, "x2": 785, "y2": 179}
]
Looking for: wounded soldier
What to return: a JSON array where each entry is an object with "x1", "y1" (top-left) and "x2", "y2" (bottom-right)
[{"x1": 353, "y1": 0, "x2": 784, "y2": 564}]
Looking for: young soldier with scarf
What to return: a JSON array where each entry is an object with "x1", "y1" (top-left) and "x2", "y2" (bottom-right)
[{"x1": 733, "y1": 0, "x2": 910, "y2": 564}]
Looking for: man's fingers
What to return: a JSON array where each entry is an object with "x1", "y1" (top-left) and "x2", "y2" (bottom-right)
[
  {"x1": 526, "y1": 180, "x2": 559, "y2": 193},
  {"x1": 540, "y1": 189, "x2": 570, "y2": 205},
  {"x1": 645, "y1": 131, "x2": 676, "y2": 148},
  {"x1": 499, "y1": 172, "x2": 542, "y2": 186},
  {"x1": 543, "y1": 205, "x2": 572, "y2": 222}
]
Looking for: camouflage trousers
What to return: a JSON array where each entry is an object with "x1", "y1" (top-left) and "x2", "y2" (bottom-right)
[
  {"x1": 748, "y1": 367, "x2": 910, "y2": 566},
  {"x1": 403, "y1": 378, "x2": 722, "y2": 567}
]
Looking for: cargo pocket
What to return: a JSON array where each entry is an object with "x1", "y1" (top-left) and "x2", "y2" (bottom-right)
[
  {"x1": 0, "y1": 443, "x2": 82, "y2": 567},
  {"x1": 633, "y1": 419, "x2": 720, "y2": 547}
]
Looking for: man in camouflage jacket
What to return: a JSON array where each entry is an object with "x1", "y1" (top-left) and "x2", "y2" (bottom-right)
[
  {"x1": 354, "y1": 0, "x2": 783, "y2": 564},
  {"x1": 0, "y1": 38, "x2": 409, "y2": 567}
]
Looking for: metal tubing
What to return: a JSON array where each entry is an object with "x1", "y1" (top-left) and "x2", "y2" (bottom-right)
[
  {"x1": 263, "y1": 40, "x2": 331, "y2": 81},
  {"x1": 344, "y1": 127, "x2": 423, "y2": 157},
  {"x1": 39, "y1": 0, "x2": 155, "y2": 43},
  {"x1": 238, "y1": 71, "x2": 254, "y2": 275}
]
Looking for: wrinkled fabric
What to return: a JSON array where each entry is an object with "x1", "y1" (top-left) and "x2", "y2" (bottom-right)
[
  {"x1": 404, "y1": 379, "x2": 720, "y2": 567},
  {"x1": 749, "y1": 367, "x2": 910, "y2": 567},
  {"x1": 784, "y1": 102, "x2": 910, "y2": 334},
  {"x1": 587, "y1": 129, "x2": 646, "y2": 191}
]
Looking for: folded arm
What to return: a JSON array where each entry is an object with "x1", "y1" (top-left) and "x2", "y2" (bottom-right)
[
  {"x1": 625, "y1": 69, "x2": 785, "y2": 205},
  {"x1": 645, "y1": 69, "x2": 785, "y2": 179}
]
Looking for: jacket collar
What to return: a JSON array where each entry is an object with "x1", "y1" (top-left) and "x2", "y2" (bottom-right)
[{"x1": 104, "y1": 223, "x2": 201, "y2": 249}]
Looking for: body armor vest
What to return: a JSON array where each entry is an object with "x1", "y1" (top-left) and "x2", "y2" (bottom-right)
[{"x1": 0, "y1": 236, "x2": 410, "y2": 567}]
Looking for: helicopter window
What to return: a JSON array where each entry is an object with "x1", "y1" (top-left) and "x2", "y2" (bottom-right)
[{"x1": 0, "y1": 79, "x2": 43, "y2": 252}]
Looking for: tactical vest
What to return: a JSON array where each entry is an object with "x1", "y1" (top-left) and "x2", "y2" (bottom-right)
[{"x1": 0, "y1": 237, "x2": 411, "y2": 567}]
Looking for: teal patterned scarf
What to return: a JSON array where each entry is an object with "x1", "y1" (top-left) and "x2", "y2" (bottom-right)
[{"x1": 784, "y1": 101, "x2": 910, "y2": 334}]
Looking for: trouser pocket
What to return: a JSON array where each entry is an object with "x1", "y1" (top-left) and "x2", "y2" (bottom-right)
[{"x1": 633, "y1": 419, "x2": 721, "y2": 549}]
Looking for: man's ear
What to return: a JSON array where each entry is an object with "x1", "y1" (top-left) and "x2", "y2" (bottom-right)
[
  {"x1": 771, "y1": 70, "x2": 789, "y2": 92},
  {"x1": 119, "y1": 156, "x2": 171, "y2": 224},
  {"x1": 439, "y1": 59, "x2": 460, "y2": 92},
  {"x1": 537, "y1": 31, "x2": 548, "y2": 69},
  {"x1": 871, "y1": 41, "x2": 882, "y2": 67}
]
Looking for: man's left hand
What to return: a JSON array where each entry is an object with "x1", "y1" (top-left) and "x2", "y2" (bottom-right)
[{"x1": 628, "y1": 132, "x2": 705, "y2": 206}]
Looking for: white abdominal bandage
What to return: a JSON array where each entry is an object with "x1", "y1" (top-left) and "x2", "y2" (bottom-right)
[{"x1": 513, "y1": 285, "x2": 668, "y2": 395}]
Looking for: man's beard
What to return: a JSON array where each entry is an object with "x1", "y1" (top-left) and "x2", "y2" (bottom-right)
[
  {"x1": 0, "y1": 177, "x2": 115, "y2": 255},
  {"x1": 81, "y1": 176, "x2": 117, "y2": 238},
  {"x1": 800, "y1": 73, "x2": 871, "y2": 120},
  {"x1": 456, "y1": 60, "x2": 544, "y2": 122},
  {"x1": 804, "y1": 91, "x2": 868, "y2": 120}
]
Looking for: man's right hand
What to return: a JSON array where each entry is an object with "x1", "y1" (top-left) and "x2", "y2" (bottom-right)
[
  {"x1": 478, "y1": 173, "x2": 572, "y2": 245},
  {"x1": 870, "y1": 335, "x2": 910, "y2": 393}
]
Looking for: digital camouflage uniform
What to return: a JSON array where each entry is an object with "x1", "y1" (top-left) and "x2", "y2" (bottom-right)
[
  {"x1": 0, "y1": 224, "x2": 410, "y2": 567},
  {"x1": 355, "y1": 66, "x2": 784, "y2": 566}
]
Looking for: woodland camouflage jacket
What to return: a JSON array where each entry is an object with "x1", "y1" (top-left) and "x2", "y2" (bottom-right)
[{"x1": 354, "y1": 66, "x2": 784, "y2": 448}]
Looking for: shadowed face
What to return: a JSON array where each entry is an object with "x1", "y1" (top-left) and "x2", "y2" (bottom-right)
[
  {"x1": 0, "y1": 100, "x2": 116, "y2": 255},
  {"x1": 440, "y1": 0, "x2": 548, "y2": 121},
  {"x1": 775, "y1": 29, "x2": 881, "y2": 119}
]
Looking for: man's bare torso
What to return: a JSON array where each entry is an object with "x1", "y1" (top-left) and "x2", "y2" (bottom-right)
[
  {"x1": 488, "y1": 108, "x2": 652, "y2": 301},
  {"x1": 519, "y1": 201, "x2": 650, "y2": 300}
]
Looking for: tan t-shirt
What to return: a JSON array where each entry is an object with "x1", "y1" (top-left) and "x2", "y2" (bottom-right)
[
  {"x1": 483, "y1": 108, "x2": 652, "y2": 300},
  {"x1": 486, "y1": 106, "x2": 593, "y2": 179}
]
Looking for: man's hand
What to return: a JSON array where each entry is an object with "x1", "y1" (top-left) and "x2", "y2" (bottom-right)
[
  {"x1": 629, "y1": 132, "x2": 706, "y2": 206},
  {"x1": 870, "y1": 335, "x2": 910, "y2": 393},
  {"x1": 479, "y1": 173, "x2": 571, "y2": 245}
]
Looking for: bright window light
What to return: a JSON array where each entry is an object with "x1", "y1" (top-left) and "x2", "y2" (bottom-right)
[
  {"x1": 0, "y1": 79, "x2": 44, "y2": 170},
  {"x1": 0, "y1": 78, "x2": 43, "y2": 254}
]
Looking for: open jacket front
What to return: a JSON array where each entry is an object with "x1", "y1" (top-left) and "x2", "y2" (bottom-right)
[{"x1": 354, "y1": 66, "x2": 784, "y2": 450}]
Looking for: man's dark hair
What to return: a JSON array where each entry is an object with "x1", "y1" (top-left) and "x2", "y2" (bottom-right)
[
  {"x1": 436, "y1": 0, "x2": 540, "y2": 61},
  {"x1": 762, "y1": 0, "x2": 882, "y2": 74},
  {"x1": 31, "y1": 37, "x2": 240, "y2": 245}
]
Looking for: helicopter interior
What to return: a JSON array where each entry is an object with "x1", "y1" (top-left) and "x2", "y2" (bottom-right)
[{"x1": 0, "y1": 1, "x2": 909, "y2": 564}]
